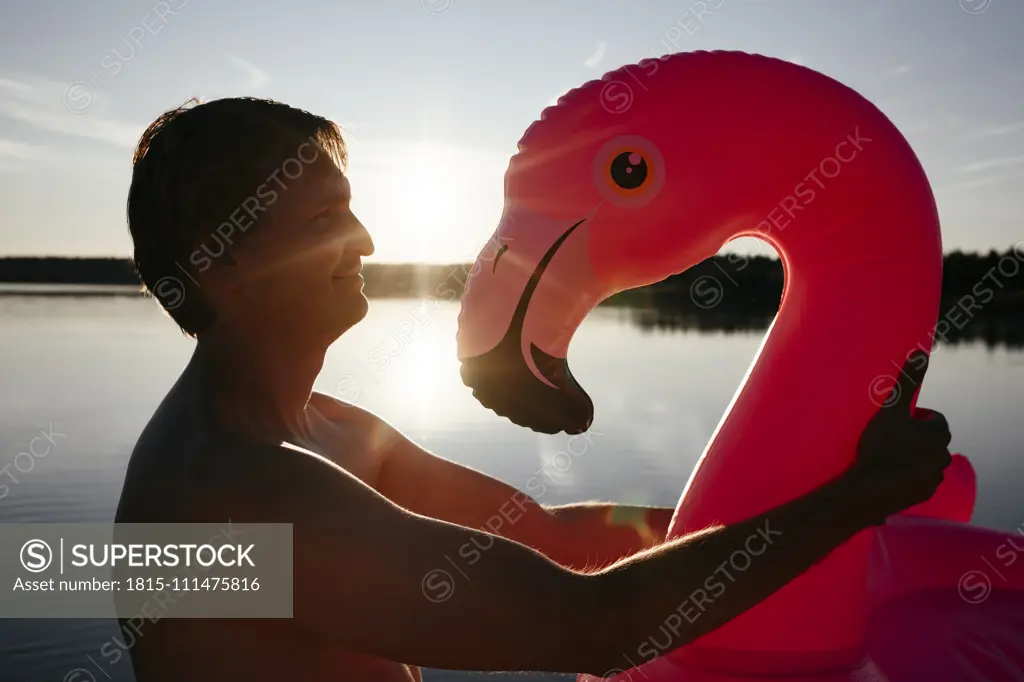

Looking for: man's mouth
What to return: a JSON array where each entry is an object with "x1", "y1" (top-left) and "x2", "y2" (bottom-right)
[{"x1": 333, "y1": 263, "x2": 363, "y2": 279}]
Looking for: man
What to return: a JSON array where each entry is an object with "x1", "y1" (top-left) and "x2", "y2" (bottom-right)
[{"x1": 116, "y1": 97, "x2": 952, "y2": 681}]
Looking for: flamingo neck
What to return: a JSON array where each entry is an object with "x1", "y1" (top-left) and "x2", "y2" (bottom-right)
[
  {"x1": 687, "y1": 199, "x2": 943, "y2": 524},
  {"x1": 665, "y1": 195, "x2": 942, "y2": 671}
]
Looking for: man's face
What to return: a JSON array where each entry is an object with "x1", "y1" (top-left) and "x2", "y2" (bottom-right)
[{"x1": 208, "y1": 152, "x2": 375, "y2": 344}]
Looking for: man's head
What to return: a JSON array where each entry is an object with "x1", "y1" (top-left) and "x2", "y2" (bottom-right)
[{"x1": 128, "y1": 97, "x2": 374, "y2": 346}]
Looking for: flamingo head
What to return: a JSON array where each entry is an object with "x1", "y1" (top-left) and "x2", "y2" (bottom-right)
[{"x1": 456, "y1": 51, "x2": 877, "y2": 434}]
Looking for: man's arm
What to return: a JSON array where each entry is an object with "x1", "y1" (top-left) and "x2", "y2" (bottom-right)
[
  {"x1": 363, "y1": 406, "x2": 671, "y2": 568},
  {"x1": 212, "y1": 352, "x2": 943, "y2": 675},
  {"x1": 204, "y1": 437, "x2": 905, "y2": 676}
]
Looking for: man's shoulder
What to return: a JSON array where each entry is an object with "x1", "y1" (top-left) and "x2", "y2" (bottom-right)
[
  {"x1": 309, "y1": 391, "x2": 379, "y2": 425},
  {"x1": 308, "y1": 391, "x2": 413, "y2": 453},
  {"x1": 118, "y1": 397, "x2": 294, "y2": 522},
  {"x1": 121, "y1": 423, "x2": 348, "y2": 523}
]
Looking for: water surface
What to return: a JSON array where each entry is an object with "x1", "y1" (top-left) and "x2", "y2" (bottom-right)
[{"x1": 1, "y1": 295, "x2": 1021, "y2": 682}]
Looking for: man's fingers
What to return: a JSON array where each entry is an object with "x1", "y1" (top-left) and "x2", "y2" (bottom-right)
[
  {"x1": 907, "y1": 420, "x2": 952, "y2": 453},
  {"x1": 914, "y1": 407, "x2": 950, "y2": 440},
  {"x1": 889, "y1": 351, "x2": 929, "y2": 413},
  {"x1": 928, "y1": 415, "x2": 951, "y2": 449}
]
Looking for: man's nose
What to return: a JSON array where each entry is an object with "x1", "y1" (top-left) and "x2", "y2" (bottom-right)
[{"x1": 346, "y1": 214, "x2": 375, "y2": 257}]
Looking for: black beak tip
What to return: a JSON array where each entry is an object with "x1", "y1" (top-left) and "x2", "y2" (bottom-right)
[{"x1": 459, "y1": 347, "x2": 594, "y2": 436}]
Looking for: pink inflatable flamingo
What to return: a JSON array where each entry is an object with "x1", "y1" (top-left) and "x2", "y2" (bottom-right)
[{"x1": 455, "y1": 51, "x2": 1024, "y2": 681}]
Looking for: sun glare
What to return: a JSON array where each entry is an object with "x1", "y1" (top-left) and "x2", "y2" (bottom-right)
[
  {"x1": 346, "y1": 138, "x2": 507, "y2": 264},
  {"x1": 397, "y1": 147, "x2": 456, "y2": 262},
  {"x1": 384, "y1": 328, "x2": 461, "y2": 415}
]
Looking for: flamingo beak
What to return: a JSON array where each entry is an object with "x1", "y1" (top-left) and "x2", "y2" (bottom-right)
[{"x1": 457, "y1": 206, "x2": 607, "y2": 434}]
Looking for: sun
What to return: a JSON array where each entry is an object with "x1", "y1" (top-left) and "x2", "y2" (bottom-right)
[
  {"x1": 345, "y1": 137, "x2": 506, "y2": 264},
  {"x1": 396, "y1": 146, "x2": 456, "y2": 262}
]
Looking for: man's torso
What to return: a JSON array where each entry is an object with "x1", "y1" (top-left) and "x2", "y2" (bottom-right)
[{"x1": 115, "y1": 387, "x2": 420, "y2": 682}]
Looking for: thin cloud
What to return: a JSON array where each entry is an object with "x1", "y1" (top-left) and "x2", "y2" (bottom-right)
[
  {"x1": 964, "y1": 121, "x2": 1024, "y2": 141},
  {"x1": 955, "y1": 155, "x2": 1024, "y2": 173},
  {"x1": 0, "y1": 73, "x2": 143, "y2": 147},
  {"x1": 584, "y1": 42, "x2": 607, "y2": 68},
  {"x1": 179, "y1": 57, "x2": 271, "y2": 102},
  {"x1": 227, "y1": 55, "x2": 270, "y2": 90},
  {"x1": 937, "y1": 176, "x2": 1007, "y2": 193},
  {"x1": 0, "y1": 138, "x2": 49, "y2": 172},
  {"x1": 887, "y1": 64, "x2": 913, "y2": 77},
  {"x1": 0, "y1": 137, "x2": 50, "y2": 161},
  {"x1": 0, "y1": 77, "x2": 42, "y2": 100}
]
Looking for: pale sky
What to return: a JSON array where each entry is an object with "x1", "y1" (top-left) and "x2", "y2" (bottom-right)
[{"x1": 0, "y1": 0, "x2": 1021, "y2": 263}]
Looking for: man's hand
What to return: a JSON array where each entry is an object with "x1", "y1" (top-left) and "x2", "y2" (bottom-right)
[{"x1": 846, "y1": 351, "x2": 953, "y2": 525}]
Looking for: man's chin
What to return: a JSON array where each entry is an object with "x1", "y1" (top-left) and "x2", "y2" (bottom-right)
[{"x1": 334, "y1": 294, "x2": 369, "y2": 330}]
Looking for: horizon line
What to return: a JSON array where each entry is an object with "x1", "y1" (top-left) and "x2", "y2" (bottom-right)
[{"x1": 2, "y1": 244, "x2": 1023, "y2": 264}]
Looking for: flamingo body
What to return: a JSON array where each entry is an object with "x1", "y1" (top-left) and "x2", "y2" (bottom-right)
[{"x1": 455, "y1": 51, "x2": 1024, "y2": 681}]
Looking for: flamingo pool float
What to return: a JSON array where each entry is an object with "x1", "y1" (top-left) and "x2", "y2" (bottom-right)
[{"x1": 454, "y1": 52, "x2": 1024, "y2": 681}]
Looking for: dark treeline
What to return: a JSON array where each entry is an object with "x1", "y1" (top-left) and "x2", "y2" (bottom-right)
[
  {"x1": 3, "y1": 248, "x2": 1023, "y2": 304},
  {"x1": 622, "y1": 305, "x2": 1024, "y2": 349},
  {"x1": 0, "y1": 257, "x2": 141, "y2": 285},
  {"x1": 2, "y1": 248, "x2": 1022, "y2": 346},
  {"x1": 608, "y1": 247, "x2": 1024, "y2": 348}
]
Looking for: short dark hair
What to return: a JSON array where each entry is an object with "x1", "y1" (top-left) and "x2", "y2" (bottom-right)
[{"x1": 127, "y1": 96, "x2": 348, "y2": 336}]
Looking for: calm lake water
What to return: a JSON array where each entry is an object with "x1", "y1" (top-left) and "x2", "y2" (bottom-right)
[{"x1": 1, "y1": 293, "x2": 1022, "y2": 682}]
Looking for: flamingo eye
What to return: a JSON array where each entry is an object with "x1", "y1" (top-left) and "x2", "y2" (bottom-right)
[
  {"x1": 610, "y1": 152, "x2": 648, "y2": 189},
  {"x1": 593, "y1": 135, "x2": 665, "y2": 207}
]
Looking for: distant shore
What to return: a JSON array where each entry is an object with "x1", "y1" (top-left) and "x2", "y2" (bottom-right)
[
  {"x1": 3, "y1": 251, "x2": 1023, "y2": 347},
  {"x1": 2, "y1": 250, "x2": 1022, "y2": 311}
]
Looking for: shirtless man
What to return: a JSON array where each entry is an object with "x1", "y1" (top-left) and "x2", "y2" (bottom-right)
[{"x1": 115, "y1": 97, "x2": 953, "y2": 681}]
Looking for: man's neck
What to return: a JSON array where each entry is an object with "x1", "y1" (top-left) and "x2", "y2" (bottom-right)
[{"x1": 191, "y1": 324, "x2": 330, "y2": 443}]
